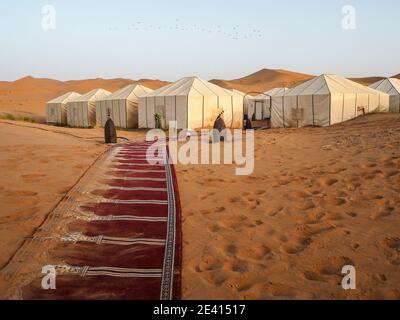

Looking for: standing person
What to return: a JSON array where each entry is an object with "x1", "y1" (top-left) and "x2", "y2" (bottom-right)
[{"x1": 104, "y1": 110, "x2": 117, "y2": 144}]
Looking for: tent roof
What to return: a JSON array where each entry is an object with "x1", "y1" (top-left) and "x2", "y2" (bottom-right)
[
  {"x1": 265, "y1": 87, "x2": 289, "y2": 96},
  {"x1": 102, "y1": 84, "x2": 153, "y2": 101},
  {"x1": 72, "y1": 88, "x2": 111, "y2": 102},
  {"x1": 47, "y1": 92, "x2": 81, "y2": 104},
  {"x1": 228, "y1": 89, "x2": 245, "y2": 96},
  {"x1": 251, "y1": 87, "x2": 290, "y2": 100},
  {"x1": 369, "y1": 78, "x2": 400, "y2": 95},
  {"x1": 281, "y1": 74, "x2": 381, "y2": 96},
  {"x1": 144, "y1": 76, "x2": 238, "y2": 97}
]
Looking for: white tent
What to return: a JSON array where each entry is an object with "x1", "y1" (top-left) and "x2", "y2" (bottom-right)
[
  {"x1": 271, "y1": 74, "x2": 390, "y2": 128},
  {"x1": 46, "y1": 92, "x2": 81, "y2": 125},
  {"x1": 67, "y1": 89, "x2": 111, "y2": 128},
  {"x1": 246, "y1": 88, "x2": 289, "y2": 120},
  {"x1": 138, "y1": 77, "x2": 244, "y2": 130},
  {"x1": 96, "y1": 84, "x2": 153, "y2": 128},
  {"x1": 369, "y1": 78, "x2": 400, "y2": 112}
]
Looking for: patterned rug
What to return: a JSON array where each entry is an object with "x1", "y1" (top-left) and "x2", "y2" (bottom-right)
[{"x1": 20, "y1": 140, "x2": 182, "y2": 300}]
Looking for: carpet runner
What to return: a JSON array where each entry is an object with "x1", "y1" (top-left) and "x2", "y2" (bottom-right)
[{"x1": 20, "y1": 140, "x2": 182, "y2": 300}]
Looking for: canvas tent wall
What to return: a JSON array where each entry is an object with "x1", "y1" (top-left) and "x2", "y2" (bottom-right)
[
  {"x1": 369, "y1": 78, "x2": 400, "y2": 113},
  {"x1": 246, "y1": 88, "x2": 289, "y2": 121},
  {"x1": 138, "y1": 77, "x2": 244, "y2": 130},
  {"x1": 67, "y1": 89, "x2": 111, "y2": 128},
  {"x1": 96, "y1": 84, "x2": 153, "y2": 128},
  {"x1": 46, "y1": 92, "x2": 81, "y2": 125},
  {"x1": 271, "y1": 75, "x2": 389, "y2": 128}
]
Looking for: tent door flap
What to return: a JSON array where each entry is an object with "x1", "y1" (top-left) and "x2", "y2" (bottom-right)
[{"x1": 255, "y1": 101, "x2": 263, "y2": 120}]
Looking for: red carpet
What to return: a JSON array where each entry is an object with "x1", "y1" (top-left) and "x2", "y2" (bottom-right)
[{"x1": 22, "y1": 141, "x2": 182, "y2": 300}]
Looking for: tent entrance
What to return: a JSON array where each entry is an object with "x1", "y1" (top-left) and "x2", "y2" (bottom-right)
[
  {"x1": 255, "y1": 101, "x2": 263, "y2": 120},
  {"x1": 73, "y1": 108, "x2": 78, "y2": 125}
]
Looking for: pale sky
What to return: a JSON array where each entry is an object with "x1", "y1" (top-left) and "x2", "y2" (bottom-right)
[{"x1": 0, "y1": 0, "x2": 399, "y2": 81}]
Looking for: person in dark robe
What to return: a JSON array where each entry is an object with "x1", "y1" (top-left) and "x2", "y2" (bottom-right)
[
  {"x1": 104, "y1": 110, "x2": 117, "y2": 144},
  {"x1": 212, "y1": 110, "x2": 227, "y2": 143},
  {"x1": 245, "y1": 118, "x2": 253, "y2": 130}
]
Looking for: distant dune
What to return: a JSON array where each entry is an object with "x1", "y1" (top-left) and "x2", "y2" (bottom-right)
[
  {"x1": 0, "y1": 69, "x2": 398, "y2": 122},
  {"x1": 349, "y1": 76, "x2": 385, "y2": 86},
  {"x1": 0, "y1": 76, "x2": 169, "y2": 122},
  {"x1": 210, "y1": 68, "x2": 315, "y2": 94}
]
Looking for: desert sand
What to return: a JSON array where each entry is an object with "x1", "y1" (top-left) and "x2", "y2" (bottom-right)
[
  {"x1": 0, "y1": 120, "x2": 145, "y2": 272},
  {"x1": 0, "y1": 69, "x2": 399, "y2": 299},
  {"x1": 0, "y1": 113, "x2": 399, "y2": 299},
  {"x1": 177, "y1": 113, "x2": 400, "y2": 299}
]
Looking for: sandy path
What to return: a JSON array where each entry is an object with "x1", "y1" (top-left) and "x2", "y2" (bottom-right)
[
  {"x1": 178, "y1": 113, "x2": 400, "y2": 299},
  {"x1": 0, "y1": 122, "x2": 107, "y2": 271},
  {"x1": 0, "y1": 120, "x2": 146, "y2": 273}
]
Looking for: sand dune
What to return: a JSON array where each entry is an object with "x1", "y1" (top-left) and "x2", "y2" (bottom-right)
[
  {"x1": 0, "y1": 76, "x2": 169, "y2": 122},
  {"x1": 210, "y1": 69, "x2": 315, "y2": 93},
  {"x1": 349, "y1": 77, "x2": 385, "y2": 86}
]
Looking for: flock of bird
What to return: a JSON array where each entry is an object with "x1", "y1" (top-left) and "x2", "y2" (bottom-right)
[{"x1": 107, "y1": 19, "x2": 264, "y2": 40}]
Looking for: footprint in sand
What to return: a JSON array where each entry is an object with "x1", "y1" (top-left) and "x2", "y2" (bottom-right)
[
  {"x1": 207, "y1": 224, "x2": 221, "y2": 233},
  {"x1": 323, "y1": 195, "x2": 347, "y2": 206},
  {"x1": 229, "y1": 196, "x2": 244, "y2": 203},
  {"x1": 255, "y1": 190, "x2": 266, "y2": 195},
  {"x1": 370, "y1": 205, "x2": 394, "y2": 220},
  {"x1": 380, "y1": 237, "x2": 400, "y2": 265},
  {"x1": 236, "y1": 244, "x2": 272, "y2": 261},
  {"x1": 226, "y1": 259, "x2": 249, "y2": 273},
  {"x1": 0, "y1": 207, "x2": 39, "y2": 223},
  {"x1": 200, "y1": 191, "x2": 216, "y2": 200},
  {"x1": 297, "y1": 200, "x2": 316, "y2": 210},
  {"x1": 345, "y1": 212, "x2": 357, "y2": 218},
  {"x1": 21, "y1": 173, "x2": 46, "y2": 180},
  {"x1": 346, "y1": 182, "x2": 361, "y2": 191},
  {"x1": 296, "y1": 222, "x2": 334, "y2": 238},
  {"x1": 380, "y1": 170, "x2": 399, "y2": 178},
  {"x1": 265, "y1": 205, "x2": 284, "y2": 217},
  {"x1": 317, "y1": 256, "x2": 354, "y2": 276},
  {"x1": 303, "y1": 256, "x2": 354, "y2": 286},
  {"x1": 281, "y1": 237, "x2": 312, "y2": 254},
  {"x1": 222, "y1": 243, "x2": 237, "y2": 257},
  {"x1": 329, "y1": 167, "x2": 347, "y2": 174},
  {"x1": 264, "y1": 282, "x2": 315, "y2": 299},
  {"x1": 361, "y1": 163, "x2": 378, "y2": 169},
  {"x1": 8, "y1": 190, "x2": 38, "y2": 197},
  {"x1": 287, "y1": 190, "x2": 311, "y2": 201},
  {"x1": 196, "y1": 255, "x2": 224, "y2": 272},
  {"x1": 319, "y1": 177, "x2": 338, "y2": 187},
  {"x1": 225, "y1": 276, "x2": 254, "y2": 292},
  {"x1": 299, "y1": 210, "x2": 326, "y2": 224},
  {"x1": 303, "y1": 270, "x2": 324, "y2": 282}
]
